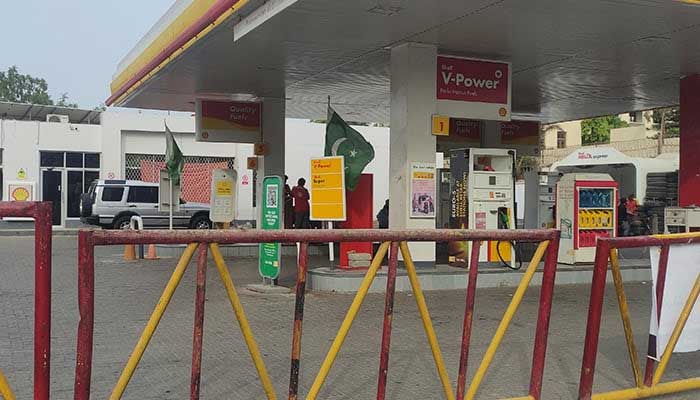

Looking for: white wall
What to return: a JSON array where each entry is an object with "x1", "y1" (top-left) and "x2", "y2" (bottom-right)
[
  {"x1": 1, "y1": 119, "x2": 101, "y2": 200},
  {"x1": 284, "y1": 118, "x2": 390, "y2": 217}
]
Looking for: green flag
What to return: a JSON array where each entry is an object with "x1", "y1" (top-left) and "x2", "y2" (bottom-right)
[
  {"x1": 324, "y1": 105, "x2": 375, "y2": 190},
  {"x1": 165, "y1": 124, "x2": 184, "y2": 186}
]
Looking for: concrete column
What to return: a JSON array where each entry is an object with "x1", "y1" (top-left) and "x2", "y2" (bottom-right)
[
  {"x1": 390, "y1": 43, "x2": 437, "y2": 264},
  {"x1": 680, "y1": 74, "x2": 700, "y2": 207},
  {"x1": 256, "y1": 97, "x2": 286, "y2": 227}
]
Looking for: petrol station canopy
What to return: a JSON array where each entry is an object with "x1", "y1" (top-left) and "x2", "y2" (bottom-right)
[{"x1": 108, "y1": 0, "x2": 700, "y2": 124}]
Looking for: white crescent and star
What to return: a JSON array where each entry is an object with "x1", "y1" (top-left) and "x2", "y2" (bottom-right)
[{"x1": 330, "y1": 137, "x2": 358, "y2": 158}]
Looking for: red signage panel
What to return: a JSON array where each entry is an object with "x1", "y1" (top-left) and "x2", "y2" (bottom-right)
[
  {"x1": 500, "y1": 120, "x2": 540, "y2": 145},
  {"x1": 437, "y1": 56, "x2": 509, "y2": 104},
  {"x1": 448, "y1": 118, "x2": 481, "y2": 142}
]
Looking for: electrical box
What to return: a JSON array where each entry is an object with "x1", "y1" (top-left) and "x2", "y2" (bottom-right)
[
  {"x1": 210, "y1": 169, "x2": 237, "y2": 223},
  {"x1": 537, "y1": 172, "x2": 560, "y2": 229},
  {"x1": 556, "y1": 173, "x2": 618, "y2": 264},
  {"x1": 664, "y1": 207, "x2": 700, "y2": 234}
]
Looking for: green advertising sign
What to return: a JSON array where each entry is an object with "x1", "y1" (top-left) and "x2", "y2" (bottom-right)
[{"x1": 259, "y1": 176, "x2": 283, "y2": 279}]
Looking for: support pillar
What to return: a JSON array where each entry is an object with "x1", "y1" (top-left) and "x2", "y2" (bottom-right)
[
  {"x1": 390, "y1": 43, "x2": 437, "y2": 265},
  {"x1": 680, "y1": 74, "x2": 700, "y2": 207},
  {"x1": 257, "y1": 98, "x2": 286, "y2": 227}
]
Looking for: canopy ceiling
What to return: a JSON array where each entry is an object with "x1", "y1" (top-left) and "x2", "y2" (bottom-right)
[{"x1": 111, "y1": 0, "x2": 700, "y2": 124}]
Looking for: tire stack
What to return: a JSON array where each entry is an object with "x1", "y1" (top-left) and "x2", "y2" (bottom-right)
[{"x1": 643, "y1": 171, "x2": 679, "y2": 233}]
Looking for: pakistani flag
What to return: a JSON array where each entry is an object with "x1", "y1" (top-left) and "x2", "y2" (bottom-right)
[
  {"x1": 324, "y1": 105, "x2": 375, "y2": 190},
  {"x1": 165, "y1": 124, "x2": 184, "y2": 186}
]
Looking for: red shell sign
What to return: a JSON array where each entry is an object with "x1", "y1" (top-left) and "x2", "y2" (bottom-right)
[{"x1": 437, "y1": 56, "x2": 509, "y2": 104}]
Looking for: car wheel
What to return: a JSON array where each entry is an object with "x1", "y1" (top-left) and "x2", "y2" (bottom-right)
[
  {"x1": 190, "y1": 215, "x2": 212, "y2": 229},
  {"x1": 113, "y1": 215, "x2": 134, "y2": 230}
]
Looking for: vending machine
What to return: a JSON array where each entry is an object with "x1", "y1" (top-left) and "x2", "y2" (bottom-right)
[{"x1": 556, "y1": 173, "x2": 618, "y2": 264}]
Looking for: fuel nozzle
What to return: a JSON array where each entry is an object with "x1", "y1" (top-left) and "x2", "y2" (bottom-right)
[{"x1": 497, "y1": 207, "x2": 510, "y2": 229}]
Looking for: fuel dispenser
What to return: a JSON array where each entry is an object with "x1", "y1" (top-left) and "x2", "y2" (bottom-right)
[
  {"x1": 467, "y1": 148, "x2": 517, "y2": 264},
  {"x1": 446, "y1": 148, "x2": 517, "y2": 267}
]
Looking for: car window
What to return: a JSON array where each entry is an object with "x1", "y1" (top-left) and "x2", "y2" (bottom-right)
[
  {"x1": 101, "y1": 187, "x2": 124, "y2": 202},
  {"x1": 127, "y1": 187, "x2": 159, "y2": 203}
]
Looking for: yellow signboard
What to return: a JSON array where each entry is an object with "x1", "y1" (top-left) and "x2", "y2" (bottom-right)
[
  {"x1": 215, "y1": 180, "x2": 232, "y2": 196},
  {"x1": 310, "y1": 156, "x2": 346, "y2": 221},
  {"x1": 431, "y1": 115, "x2": 450, "y2": 136}
]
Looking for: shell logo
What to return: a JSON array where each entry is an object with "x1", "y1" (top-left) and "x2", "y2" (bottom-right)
[{"x1": 12, "y1": 187, "x2": 30, "y2": 201}]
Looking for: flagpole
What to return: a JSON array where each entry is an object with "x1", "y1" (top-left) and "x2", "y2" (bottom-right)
[{"x1": 169, "y1": 177, "x2": 173, "y2": 230}]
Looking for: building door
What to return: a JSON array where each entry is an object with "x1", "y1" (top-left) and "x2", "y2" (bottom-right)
[
  {"x1": 67, "y1": 171, "x2": 83, "y2": 218},
  {"x1": 42, "y1": 170, "x2": 62, "y2": 226}
]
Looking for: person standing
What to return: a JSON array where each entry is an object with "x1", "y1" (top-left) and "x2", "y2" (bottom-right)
[
  {"x1": 618, "y1": 198, "x2": 628, "y2": 236},
  {"x1": 292, "y1": 178, "x2": 310, "y2": 229},
  {"x1": 377, "y1": 199, "x2": 389, "y2": 229},
  {"x1": 284, "y1": 175, "x2": 294, "y2": 229}
]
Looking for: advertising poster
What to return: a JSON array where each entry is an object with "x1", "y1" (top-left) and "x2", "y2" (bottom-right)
[
  {"x1": 309, "y1": 156, "x2": 346, "y2": 221},
  {"x1": 410, "y1": 163, "x2": 436, "y2": 219},
  {"x1": 195, "y1": 99, "x2": 261, "y2": 143},
  {"x1": 448, "y1": 149, "x2": 469, "y2": 267},
  {"x1": 648, "y1": 244, "x2": 700, "y2": 358},
  {"x1": 259, "y1": 176, "x2": 283, "y2": 279}
]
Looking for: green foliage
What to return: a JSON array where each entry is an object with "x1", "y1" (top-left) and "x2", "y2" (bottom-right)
[
  {"x1": 56, "y1": 93, "x2": 78, "y2": 108},
  {"x1": 515, "y1": 155, "x2": 539, "y2": 179},
  {"x1": 652, "y1": 107, "x2": 680, "y2": 138},
  {"x1": 0, "y1": 65, "x2": 78, "y2": 108},
  {"x1": 580, "y1": 115, "x2": 628, "y2": 144}
]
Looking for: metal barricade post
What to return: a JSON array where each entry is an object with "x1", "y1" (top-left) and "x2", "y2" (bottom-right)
[{"x1": 0, "y1": 201, "x2": 52, "y2": 400}]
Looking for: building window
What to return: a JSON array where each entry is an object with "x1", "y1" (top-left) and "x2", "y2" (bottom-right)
[
  {"x1": 557, "y1": 131, "x2": 567, "y2": 149},
  {"x1": 40, "y1": 151, "x2": 65, "y2": 167}
]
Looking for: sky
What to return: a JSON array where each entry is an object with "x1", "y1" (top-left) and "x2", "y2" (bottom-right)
[{"x1": 1, "y1": 0, "x2": 174, "y2": 109}]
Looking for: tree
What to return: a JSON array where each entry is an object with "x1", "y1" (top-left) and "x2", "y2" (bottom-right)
[
  {"x1": 580, "y1": 115, "x2": 628, "y2": 144},
  {"x1": 652, "y1": 107, "x2": 679, "y2": 137},
  {"x1": 0, "y1": 66, "x2": 53, "y2": 104},
  {"x1": 515, "y1": 155, "x2": 539, "y2": 180},
  {"x1": 56, "y1": 92, "x2": 78, "y2": 108},
  {"x1": 0, "y1": 65, "x2": 79, "y2": 108}
]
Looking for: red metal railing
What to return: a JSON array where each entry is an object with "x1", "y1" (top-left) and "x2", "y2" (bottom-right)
[
  {"x1": 0, "y1": 202, "x2": 52, "y2": 400},
  {"x1": 74, "y1": 228, "x2": 560, "y2": 400},
  {"x1": 579, "y1": 233, "x2": 700, "y2": 400}
]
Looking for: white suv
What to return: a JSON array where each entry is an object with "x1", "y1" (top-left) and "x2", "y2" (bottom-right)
[{"x1": 80, "y1": 180, "x2": 213, "y2": 229}]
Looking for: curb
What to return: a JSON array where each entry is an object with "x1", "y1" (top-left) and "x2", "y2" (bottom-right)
[{"x1": 0, "y1": 229, "x2": 82, "y2": 237}]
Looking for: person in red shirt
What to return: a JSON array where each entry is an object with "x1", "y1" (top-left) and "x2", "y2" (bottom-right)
[{"x1": 292, "y1": 177, "x2": 310, "y2": 229}]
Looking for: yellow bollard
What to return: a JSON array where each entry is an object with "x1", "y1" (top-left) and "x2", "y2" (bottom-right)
[{"x1": 0, "y1": 367, "x2": 16, "y2": 400}]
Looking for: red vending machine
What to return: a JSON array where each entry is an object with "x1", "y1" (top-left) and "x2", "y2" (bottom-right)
[{"x1": 556, "y1": 173, "x2": 618, "y2": 264}]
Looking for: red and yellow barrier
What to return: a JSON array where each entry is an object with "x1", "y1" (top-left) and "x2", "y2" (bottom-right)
[{"x1": 579, "y1": 232, "x2": 700, "y2": 400}]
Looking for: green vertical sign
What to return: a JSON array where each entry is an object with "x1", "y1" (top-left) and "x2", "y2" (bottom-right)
[{"x1": 259, "y1": 176, "x2": 283, "y2": 279}]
